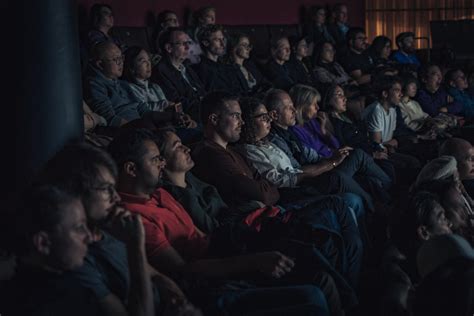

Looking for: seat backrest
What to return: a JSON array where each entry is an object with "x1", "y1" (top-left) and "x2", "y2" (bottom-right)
[{"x1": 111, "y1": 26, "x2": 152, "y2": 52}]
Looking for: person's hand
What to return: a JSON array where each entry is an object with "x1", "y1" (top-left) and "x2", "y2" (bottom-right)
[
  {"x1": 439, "y1": 106, "x2": 449, "y2": 113},
  {"x1": 254, "y1": 251, "x2": 295, "y2": 278},
  {"x1": 103, "y1": 207, "x2": 145, "y2": 247},
  {"x1": 418, "y1": 130, "x2": 436, "y2": 141},
  {"x1": 182, "y1": 114, "x2": 197, "y2": 128},
  {"x1": 447, "y1": 95, "x2": 454, "y2": 103},
  {"x1": 331, "y1": 148, "x2": 350, "y2": 166},
  {"x1": 373, "y1": 151, "x2": 388, "y2": 160}
]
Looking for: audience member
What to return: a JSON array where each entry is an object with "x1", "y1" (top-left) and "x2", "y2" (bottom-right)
[
  {"x1": 264, "y1": 36, "x2": 295, "y2": 90},
  {"x1": 304, "y1": 5, "x2": 335, "y2": 54},
  {"x1": 391, "y1": 32, "x2": 420, "y2": 71},
  {"x1": 340, "y1": 27, "x2": 373, "y2": 86},
  {"x1": 86, "y1": 4, "x2": 122, "y2": 52},
  {"x1": 327, "y1": 3, "x2": 350, "y2": 56},
  {"x1": 446, "y1": 68, "x2": 474, "y2": 119}
]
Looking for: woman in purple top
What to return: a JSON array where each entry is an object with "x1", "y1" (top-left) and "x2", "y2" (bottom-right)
[{"x1": 289, "y1": 84, "x2": 341, "y2": 157}]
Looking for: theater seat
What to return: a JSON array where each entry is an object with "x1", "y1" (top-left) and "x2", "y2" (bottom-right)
[{"x1": 111, "y1": 26, "x2": 153, "y2": 52}]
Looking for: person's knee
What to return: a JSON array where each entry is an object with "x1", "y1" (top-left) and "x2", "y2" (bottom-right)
[{"x1": 340, "y1": 192, "x2": 365, "y2": 219}]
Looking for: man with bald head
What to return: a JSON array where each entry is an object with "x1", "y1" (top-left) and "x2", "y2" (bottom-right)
[
  {"x1": 440, "y1": 137, "x2": 474, "y2": 198},
  {"x1": 85, "y1": 41, "x2": 152, "y2": 126}
]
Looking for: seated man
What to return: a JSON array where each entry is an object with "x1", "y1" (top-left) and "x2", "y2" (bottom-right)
[
  {"x1": 340, "y1": 27, "x2": 373, "y2": 86},
  {"x1": 3, "y1": 185, "x2": 99, "y2": 316},
  {"x1": 362, "y1": 75, "x2": 421, "y2": 181},
  {"x1": 152, "y1": 27, "x2": 206, "y2": 120},
  {"x1": 390, "y1": 32, "x2": 420, "y2": 70},
  {"x1": 439, "y1": 138, "x2": 474, "y2": 199},
  {"x1": 109, "y1": 128, "x2": 347, "y2": 316},
  {"x1": 263, "y1": 35, "x2": 295, "y2": 91},
  {"x1": 192, "y1": 24, "x2": 238, "y2": 93},
  {"x1": 446, "y1": 68, "x2": 474, "y2": 119},
  {"x1": 39, "y1": 143, "x2": 199, "y2": 316}
]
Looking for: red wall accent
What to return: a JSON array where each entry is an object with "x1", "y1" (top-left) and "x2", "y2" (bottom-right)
[{"x1": 77, "y1": 0, "x2": 365, "y2": 28}]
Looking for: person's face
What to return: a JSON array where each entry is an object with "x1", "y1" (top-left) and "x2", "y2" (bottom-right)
[
  {"x1": 335, "y1": 5, "x2": 348, "y2": 24},
  {"x1": 83, "y1": 165, "x2": 121, "y2": 225},
  {"x1": 252, "y1": 104, "x2": 272, "y2": 141},
  {"x1": 457, "y1": 146, "x2": 474, "y2": 180},
  {"x1": 404, "y1": 82, "x2": 418, "y2": 98},
  {"x1": 426, "y1": 202, "x2": 452, "y2": 237},
  {"x1": 352, "y1": 32, "x2": 368, "y2": 52},
  {"x1": 46, "y1": 198, "x2": 91, "y2": 271},
  {"x1": 387, "y1": 82, "x2": 402, "y2": 105},
  {"x1": 235, "y1": 36, "x2": 252, "y2": 60},
  {"x1": 200, "y1": 9, "x2": 216, "y2": 26},
  {"x1": 303, "y1": 97, "x2": 320, "y2": 120},
  {"x1": 99, "y1": 44, "x2": 124, "y2": 79},
  {"x1": 207, "y1": 30, "x2": 226, "y2": 56},
  {"x1": 273, "y1": 38, "x2": 291, "y2": 62},
  {"x1": 99, "y1": 7, "x2": 114, "y2": 28},
  {"x1": 136, "y1": 140, "x2": 167, "y2": 193},
  {"x1": 451, "y1": 70, "x2": 469, "y2": 90},
  {"x1": 331, "y1": 86, "x2": 347, "y2": 113},
  {"x1": 163, "y1": 132, "x2": 194, "y2": 173},
  {"x1": 132, "y1": 50, "x2": 152, "y2": 80},
  {"x1": 273, "y1": 93, "x2": 296, "y2": 127},
  {"x1": 167, "y1": 31, "x2": 190, "y2": 62},
  {"x1": 401, "y1": 36, "x2": 415, "y2": 54},
  {"x1": 216, "y1": 100, "x2": 244, "y2": 143},
  {"x1": 162, "y1": 13, "x2": 179, "y2": 29},
  {"x1": 381, "y1": 42, "x2": 392, "y2": 59},
  {"x1": 320, "y1": 43, "x2": 335, "y2": 63},
  {"x1": 425, "y1": 66, "x2": 443, "y2": 90},
  {"x1": 295, "y1": 39, "x2": 308, "y2": 59},
  {"x1": 314, "y1": 9, "x2": 326, "y2": 25}
]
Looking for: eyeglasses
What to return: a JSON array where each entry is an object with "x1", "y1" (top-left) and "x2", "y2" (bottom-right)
[
  {"x1": 91, "y1": 183, "x2": 117, "y2": 200},
  {"x1": 240, "y1": 43, "x2": 253, "y2": 50},
  {"x1": 253, "y1": 112, "x2": 271, "y2": 122},
  {"x1": 104, "y1": 55, "x2": 124, "y2": 65},
  {"x1": 171, "y1": 41, "x2": 192, "y2": 47}
]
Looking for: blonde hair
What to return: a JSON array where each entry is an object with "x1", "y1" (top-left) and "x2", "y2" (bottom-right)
[{"x1": 289, "y1": 84, "x2": 321, "y2": 124}]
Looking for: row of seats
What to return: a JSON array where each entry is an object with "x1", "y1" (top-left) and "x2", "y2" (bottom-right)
[{"x1": 110, "y1": 24, "x2": 301, "y2": 58}]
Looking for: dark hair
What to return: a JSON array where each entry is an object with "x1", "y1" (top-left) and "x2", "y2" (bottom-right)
[
  {"x1": 157, "y1": 10, "x2": 177, "y2": 26},
  {"x1": 158, "y1": 27, "x2": 186, "y2": 54},
  {"x1": 263, "y1": 88, "x2": 287, "y2": 112},
  {"x1": 370, "y1": 36, "x2": 391, "y2": 58},
  {"x1": 197, "y1": 24, "x2": 224, "y2": 49},
  {"x1": 346, "y1": 27, "x2": 365, "y2": 44},
  {"x1": 226, "y1": 32, "x2": 249, "y2": 61},
  {"x1": 373, "y1": 75, "x2": 402, "y2": 99},
  {"x1": 200, "y1": 91, "x2": 239, "y2": 126},
  {"x1": 289, "y1": 35, "x2": 307, "y2": 52},
  {"x1": 333, "y1": 3, "x2": 347, "y2": 13},
  {"x1": 419, "y1": 63, "x2": 441, "y2": 81},
  {"x1": 401, "y1": 75, "x2": 419, "y2": 93},
  {"x1": 444, "y1": 68, "x2": 464, "y2": 85},
  {"x1": 395, "y1": 31, "x2": 415, "y2": 48},
  {"x1": 123, "y1": 46, "x2": 147, "y2": 82},
  {"x1": 313, "y1": 41, "x2": 335, "y2": 65},
  {"x1": 108, "y1": 128, "x2": 157, "y2": 172},
  {"x1": 89, "y1": 3, "x2": 113, "y2": 29},
  {"x1": 39, "y1": 142, "x2": 118, "y2": 198},
  {"x1": 239, "y1": 97, "x2": 265, "y2": 144},
  {"x1": 323, "y1": 83, "x2": 342, "y2": 111},
  {"x1": 392, "y1": 191, "x2": 443, "y2": 252},
  {"x1": 153, "y1": 127, "x2": 177, "y2": 156},
  {"x1": 13, "y1": 185, "x2": 79, "y2": 255}
]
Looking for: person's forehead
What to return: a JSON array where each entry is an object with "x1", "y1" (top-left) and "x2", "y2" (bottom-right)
[
  {"x1": 105, "y1": 45, "x2": 121, "y2": 57},
  {"x1": 210, "y1": 30, "x2": 224, "y2": 38},
  {"x1": 96, "y1": 165, "x2": 116, "y2": 184},
  {"x1": 172, "y1": 31, "x2": 187, "y2": 41},
  {"x1": 223, "y1": 99, "x2": 241, "y2": 112},
  {"x1": 277, "y1": 39, "x2": 290, "y2": 47}
]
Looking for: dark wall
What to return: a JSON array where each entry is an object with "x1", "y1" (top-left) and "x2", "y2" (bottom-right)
[{"x1": 77, "y1": 0, "x2": 365, "y2": 28}]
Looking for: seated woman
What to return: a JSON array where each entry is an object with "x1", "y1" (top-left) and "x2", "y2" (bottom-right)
[
  {"x1": 123, "y1": 46, "x2": 199, "y2": 141},
  {"x1": 399, "y1": 75, "x2": 456, "y2": 136},
  {"x1": 286, "y1": 36, "x2": 314, "y2": 87},
  {"x1": 312, "y1": 41, "x2": 363, "y2": 118},
  {"x1": 367, "y1": 36, "x2": 398, "y2": 75},
  {"x1": 325, "y1": 84, "x2": 396, "y2": 181},
  {"x1": 86, "y1": 4, "x2": 122, "y2": 52},
  {"x1": 225, "y1": 33, "x2": 271, "y2": 96},
  {"x1": 288, "y1": 84, "x2": 393, "y2": 209},
  {"x1": 304, "y1": 6, "x2": 335, "y2": 55}
]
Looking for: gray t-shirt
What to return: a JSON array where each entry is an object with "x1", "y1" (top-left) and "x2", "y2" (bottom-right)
[{"x1": 364, "y1": 102, "x2": 397, "y2": 143}]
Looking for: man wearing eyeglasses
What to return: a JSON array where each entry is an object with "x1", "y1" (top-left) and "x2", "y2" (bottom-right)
[
  {"x1": 85, "y1": 41, "x2": 155, "y2": 126},
  {"x1": 152, "y1": 27, "x2": 205, "y2": 121},
  {"x1": 340, "y1": 27, "x2": 374, "y2": 86},
  {"x1": 193, "y1": 24, "x2": 239, "y2": 93}
]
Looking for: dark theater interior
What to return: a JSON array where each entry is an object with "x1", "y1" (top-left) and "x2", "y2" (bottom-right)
[{"x1": 2, "y1": 0, "x2": 474, "y2": 315}]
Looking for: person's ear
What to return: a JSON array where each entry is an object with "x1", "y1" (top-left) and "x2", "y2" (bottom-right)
[
  {"x1": 33, "y1": 231, "x2": 52, "y2": 256},
  {"x1": 417, "y1": 226, "x2": 430, "y2": 241},
  {"x1": 95, "y1": 59, "x2": 104, "y2": 70},
  {"x1": 382, "y1": 90, "x2": 389, "y2": 99},
  {"x1": 124, "y1": 161, "x2": 137, "y2": 177},
  {"x1": 269, "y1": 110, "x2": 279, "y2": 121},
  {"x1": 209, "y1": 113, "x2": 219, "y2": 126},
  {"x1": 165, "y1": 43, "x2": 173, "y2": 54},
  {"x1": 202, "y1": 39, "x2": 210, "y2": 48}
]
